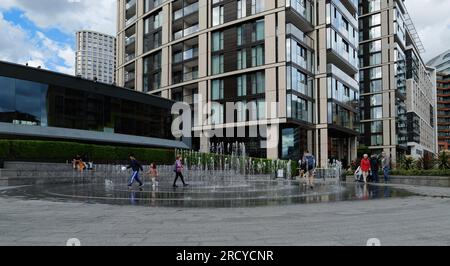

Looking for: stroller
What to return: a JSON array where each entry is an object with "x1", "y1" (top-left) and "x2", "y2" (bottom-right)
[{"x1": 354, "y1": 166, "x2": 364, "y2": 182}]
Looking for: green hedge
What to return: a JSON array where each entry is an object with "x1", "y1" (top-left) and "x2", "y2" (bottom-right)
[
  {"x1": 346, "y1": 169, "x2": 450, "y2": 177},
  {"x1": 390, "y1": 169, "x2": 450, "y2": 177},
  {"x1": 0, "y1": 140, "x2": 175, "y2": 164}
]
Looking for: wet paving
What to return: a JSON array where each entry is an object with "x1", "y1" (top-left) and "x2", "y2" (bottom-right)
[{"x1": 0, "y1": 178, "x2": 417, "y2": 208}]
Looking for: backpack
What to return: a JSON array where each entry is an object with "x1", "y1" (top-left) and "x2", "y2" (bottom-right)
[{"x1": 305, "y1": 155, "x2": 315, "y2": 170}]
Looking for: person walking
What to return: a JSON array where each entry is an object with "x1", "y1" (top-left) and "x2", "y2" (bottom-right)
[
  {"x1": 360, "y1": 154, "x2": 371, "y2": 184},
  {"x1": 370, "y1": 154, "x2": 380, "y2": 183},
  {"x1": 381, "y1": 152, "x2": 391, "y2": 183},
  {"x1": 302, "y1": 150, "x2": 316, "y2": 189},
  {"x1": 127, "y1": 155, "x2": 144, "y2": 189},
  {"x1": 173, "y1": 155, "x2": 188, "y2": 188},
  {"x1": 148, "y1": 162, "x2": 159, "y2": 187}
]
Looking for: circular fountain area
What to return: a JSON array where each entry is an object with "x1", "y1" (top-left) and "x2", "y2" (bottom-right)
[
  {"x1": 1, "y1": 178, "x2": 415, "y2": 208},
  {"x1": 0, "y1": 143, "x2": 416, "y2": 208}
]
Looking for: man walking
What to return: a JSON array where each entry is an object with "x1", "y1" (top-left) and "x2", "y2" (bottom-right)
[
  {"x1": 127, "y1": 155, "x2": 144, "y2": 189},
  {"x1": 381, "y1": 152, "x2": 391, "y2": 183},
  {"x1": 173, "y1": 155, "x2": 188, "y2": 188},
  {"x1": 370, "y1": 154, "x2": 380, "y2": 183},
  {"x1": 302, "y1": 150, "x2": 316, "y2": 190}
]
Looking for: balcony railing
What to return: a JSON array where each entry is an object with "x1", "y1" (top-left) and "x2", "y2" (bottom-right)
[
  {"x1": 286, "y1": 23, "x2": 314, "y2": 48},
  {"x1": 125, "y1": 54, "x2": 135, "y2": 62},
  {"x1": 126, "y1": 16, "x2": 136, "y2": 27},
  {"x1": 173, "y1": 2, "x2": 199, "y2": 21},
  {"x1": 125, "y1": 35, "x2": 136, "y2": 46},
  {"x1": 173, "y1": 24, "x2": 199, "y2": 40},
  {"x1": 173, "y1": 70, "x2": 199, "y2": 84},
  {"x1": 286, "y1": 0, "x2": 313, "y2": 25},
  {"x1": 173, "y1": 47, "x2": 199, "y2": 64},
  {"x1": 126, "y1": 0, "x2": 136, "y2": 10}
]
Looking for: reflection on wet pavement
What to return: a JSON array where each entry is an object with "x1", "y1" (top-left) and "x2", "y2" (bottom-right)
[{"x1": 0, "y1": 179, "x2": 416, "y2": 208}]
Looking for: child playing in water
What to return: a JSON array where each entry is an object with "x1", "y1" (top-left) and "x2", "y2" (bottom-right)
[{"x1": 148, "y1": 163, "x2": 159, "y2": 187}]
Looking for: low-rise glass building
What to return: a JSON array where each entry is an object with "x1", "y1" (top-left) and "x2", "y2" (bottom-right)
[{"x1": 0, "y1": 61, "x2": 187, "y2": 149}]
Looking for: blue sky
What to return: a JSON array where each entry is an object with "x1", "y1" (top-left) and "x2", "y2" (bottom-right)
[
  {"x1": 1, "y1": 8, "x2": 74, "y2": 73},
  {"x1": 0, "y1": 0, "x2": 449, "y2": 75},
  {"x1": 0, "y1": 0, "x2": 116, "y2": 74}
]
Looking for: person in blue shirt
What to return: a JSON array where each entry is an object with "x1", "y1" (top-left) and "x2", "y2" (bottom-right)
[{"x1": 127, "y1": 155, "x2": 144, "y2": 189}]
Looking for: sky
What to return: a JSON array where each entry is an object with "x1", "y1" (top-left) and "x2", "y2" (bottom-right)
[{"x1": 0, "y1": 0, "x2": 449, "y2": 75}]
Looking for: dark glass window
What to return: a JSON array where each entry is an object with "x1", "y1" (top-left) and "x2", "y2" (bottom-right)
[{"x1": 0, "y1": 76, "x2": 174, "y2": 140}]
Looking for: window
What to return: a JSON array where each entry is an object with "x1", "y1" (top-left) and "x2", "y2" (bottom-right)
[
  {"x1": 368, "y1": 0, "x2": 381, "y2": 12},
  {"x1": 252, "y1": 45, "x2": 265, "y2": 67},
  {"x1": 370, "y1": 52, "x2": 382, "y2": 65},
  {"x1": 252, "y1": 20, "x2": 265, "y2": 42},
  {"x1": 211, "y1": 103, "x2": 224, "y2": 125},
  {"x1": 213, "y1": 5, "x2": 224, "y2": 26},
  {"x1": 251, "y1": 71, "x2": 265, "y2": 94},
  {"x1": 371, "y1": 121, "x2": 383, "y2": 133},
  {"x1": 370, "y1": 67, "x2": 382, "y2": 79},
  {"x1": 237, "y1": 0, "x2": 247, "y2": 19},
  {"x1": 370, "y1": 40, "x2": 382, "y2": 53},
  {"x1": 237, "y1": 26, "x2": 245, "y2": 46},
  {"x1": 237, "y1": 75, "x2": 247, "y2": 97},
  {"x1": 211, "y1": 79, "x2": 224, "y2": 100},
  {"x1": 212, "y1": 55, "x2": 224, "y2": 75},
  {"x1": 251, "y1": 0, "x2": 264, "y2": 14},
  {"x1": 371, "y1": 135, "x2": 383, "y2": 146},
  {"x1": 237, "y1": 49, "x2": 247, "y2": 70},
  {"x1": 371, "y1": 107, "x2": 383, "y2": 119},
  {"x1": 370, "y1": 94, "x2": 382, "y2": 106},
  {"x1": 212, "y1": 31, "x2": 224, "y2": 51}
]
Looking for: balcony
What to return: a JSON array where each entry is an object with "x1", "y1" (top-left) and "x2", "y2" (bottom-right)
[
  {"x1": 327, "y1": 32, "x2": 358, "y2": 75},
  {"x1": 328, "y1": 0, "x2": 358, "y2": 47},
  {"x1": 125, "y1": 53, "x2": 135, "y2": 62},
  {"x1": 340, "y1": 0, "x2": 358, "y2": 14},
  {"x1": 327, "y1": 64, "x2": 358, "y2": 90},
  {"x1": 286, "y1": 23, "x2": 314, "y2": 49},
  {"x1": 173, "y1": 24, "x2": 199, "y2": 40},
  {"x1": 126, "y1": 0, "x2": 136, "y2": 10},
  {"x1": 286, "y1": 0, "x2": 314, "y2": 33},
  {"x1": 125, "y1": 35, "x2": 135, "y2": 47},
  {"x1": 173, "y1": 2, "x2": 199, "y2": 21},
  {"x1": 173, "y1": 47, "x2": 198, "y2": 64},
  {"x1": 172, "y1": 70, "x2": 199, "y2": 84},
  {"x1": 126, "y1": 15, "x2": 136, "y2": 27}
]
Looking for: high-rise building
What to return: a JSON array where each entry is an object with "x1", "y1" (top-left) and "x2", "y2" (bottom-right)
[
  {"x1": 435, "y1": 72, "x2": 450, "y2": 151},
  {"x1": 116, "y1": 0, "x2": 360, "y2": 167},
  {"x1": 358, "y1": 0, "x2": 437, "y2": 163},
  {"x1": 76, "y1": 30, "x2": 116, "y2": 84},
  {"x1": 427, "y1": 50, "x2": 450, "y2": 75}
]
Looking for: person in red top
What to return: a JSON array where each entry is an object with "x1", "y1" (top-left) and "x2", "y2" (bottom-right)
[{"x1": 360, "y1": 154, "x2": 371, "y2": 184}]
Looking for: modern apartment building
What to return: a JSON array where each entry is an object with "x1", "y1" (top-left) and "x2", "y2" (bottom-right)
[
  {"x1": 428, "y1": 51, "x2": 450, "y2": 152},
  {"x1": 435, "y1": 73, "x2": 450, "y2": 151},
  {"x1": 427, "y1": 50, "x2": 450, "y2": 75},
  {"x1": 358, "y1": 0, "x2": 437, "y2": 163},
  {"x1": 76, "y1": 30, "x2": 117, "y2": 84},
  {"x1": 116, "y1": 0, "x2": 360, "y2": 167}
]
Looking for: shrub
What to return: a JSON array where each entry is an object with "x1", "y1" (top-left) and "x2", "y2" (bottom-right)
[
  {"x1": 436, "y1": 151, "x2": 450, "y2": 170},
  {"x1": 390, "y1": 169, "x2": 450, "y2": 177},
  {"x1": 1, "y1": 140, "x2": 175, "y2": 165},
  {"x1": 0, "y1": 140, "x2": 10, "y2": 159}
]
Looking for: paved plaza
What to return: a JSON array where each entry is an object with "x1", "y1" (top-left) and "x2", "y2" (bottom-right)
[{"x1": 1, "y1": 184, "x2": 450, "y2": 246}]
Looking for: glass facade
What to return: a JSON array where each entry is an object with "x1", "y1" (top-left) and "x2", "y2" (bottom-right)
[{"x1": 0, "y1": 76, "x2": 174, "y2": 140}]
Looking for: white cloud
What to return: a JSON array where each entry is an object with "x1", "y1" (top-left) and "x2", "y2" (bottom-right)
[
  {"x1": 0, "y1": 13, "x2": 75, "y2": 74},
  {"x1": 406, "y1": 0, "x2": 450, "y2": 62},
  {"x1": 0, "y1": 0, "x2": 116, "y2": 36},
  {"x1": 0, "y1": 12, "x2": 45, "y2": 66},
  {"x1": 0, "y1": 0, "x2": 115, "y2": 75}
]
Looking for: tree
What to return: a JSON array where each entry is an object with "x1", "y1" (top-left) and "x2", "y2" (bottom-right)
[
  {"x1": 436, "y1": 151, "x2": 450, "y2": 170},
  {"x1": 400, "y1": 156, "x2": 416, "y2": 170}
]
